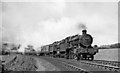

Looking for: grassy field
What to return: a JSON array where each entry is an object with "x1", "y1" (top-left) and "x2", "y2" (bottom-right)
[
  {"x1": 2, "y1": 54, "x2": 38, "y2": 71},
  {"x1": 2, "y1": 54, "x2": 17, "y2": 64},
  {"x1": 94, "y1": 48, "x2": 119, "y2": 61}
]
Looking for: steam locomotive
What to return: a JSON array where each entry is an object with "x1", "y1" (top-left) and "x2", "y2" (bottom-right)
[{"x1": 40, "y1": 30, "x2": 98, "y2": 61}]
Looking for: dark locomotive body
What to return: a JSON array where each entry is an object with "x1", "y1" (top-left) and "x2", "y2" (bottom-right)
[{"x1": 40, "y1": 30, "x2": 98, "y2": 61}]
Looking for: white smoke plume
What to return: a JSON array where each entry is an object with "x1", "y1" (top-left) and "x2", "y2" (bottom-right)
[
  {"x1": 1, "y1": 1, "x2": 118, "y2": 52},
  {"x1": 77, "y1": 23, "x2": 87, "y2": 30}
]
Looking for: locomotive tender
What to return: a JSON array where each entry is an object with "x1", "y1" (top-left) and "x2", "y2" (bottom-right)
[{"x1": 40, "y1": 30, "x2": 98, "y2": 61}]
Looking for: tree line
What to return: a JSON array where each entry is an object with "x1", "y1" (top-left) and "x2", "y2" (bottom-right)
[{"x1": 98, "y1": 43, "x2": 120, "y2": 49}]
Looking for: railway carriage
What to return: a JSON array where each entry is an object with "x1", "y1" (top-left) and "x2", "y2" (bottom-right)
[
  {"x1": 50, "y1": 42, "x2": 60, "y2": 57},
  {"x1": 40, "y1": 45, "x2": 50, "y2": 56},
  {"x1": 49, "y1": 44, "x2": 53, "y2": 56},
  {"x1": 58, "y1": 39, "x2": 68, "y2": 58}
]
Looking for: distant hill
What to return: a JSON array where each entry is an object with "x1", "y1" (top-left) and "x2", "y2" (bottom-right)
[{"x1": 98, "y1": 43, "x2": 120, "y2": 49}]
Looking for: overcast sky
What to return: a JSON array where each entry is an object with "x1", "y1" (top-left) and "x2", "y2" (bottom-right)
[{"x1": 1, "y1": 0, "x2": 119, "y2": 51}]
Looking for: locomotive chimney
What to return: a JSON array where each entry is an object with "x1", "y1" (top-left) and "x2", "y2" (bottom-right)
[{"x1": 82, "y1": 29, "x2": 87, "y2": 34}]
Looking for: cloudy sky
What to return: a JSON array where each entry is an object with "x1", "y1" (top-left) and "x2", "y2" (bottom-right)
[{"x1": 1, "y1": 0, "x2": 119, "y2": 51}]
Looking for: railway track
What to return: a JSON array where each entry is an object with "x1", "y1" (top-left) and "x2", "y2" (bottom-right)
[
  {"x1": 60, "y1": 61, "x2": 91, "y2": 73},
  {"x1": 89, "y1": 60, "x2": 120, "y2": 67},
  {"x1": 38, "y1": 56, "x2": 90, "y2": 72},
  {"x1": 79, "y1": 60, "x2": 120, "y2": 72},
  {"x1": 38, "y1": 56, "x2": 118, "y2": 72},
  {"x1": 52, "y1": 57, "x2": 120, "y2": 72},
  {"x1": 29, "y1": 55, "x2": 120, "y2": 73}
]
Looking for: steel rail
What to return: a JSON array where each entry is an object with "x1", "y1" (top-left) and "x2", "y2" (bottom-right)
[{"x1": 61, "y1": 61, "x2": 91, "y2": 73}]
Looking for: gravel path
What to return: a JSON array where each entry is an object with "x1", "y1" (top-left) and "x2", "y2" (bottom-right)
[
  {"x1": 34, "y1": 58, "x2": 45, "y2": 71},
  {"x1": 34, "y1": 56, "x2": 60, "y2": 71}
]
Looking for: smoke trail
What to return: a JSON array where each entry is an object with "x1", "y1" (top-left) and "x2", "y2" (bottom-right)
[{"x1": 77, "y1": 23, "x2": 87, "y2": 30}]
